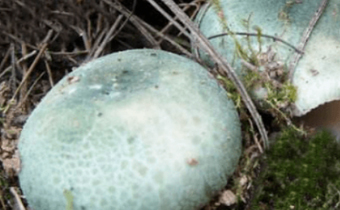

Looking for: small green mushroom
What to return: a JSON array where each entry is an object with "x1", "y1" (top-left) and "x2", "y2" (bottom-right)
[
  {"x1": 195, "y1": 0, "x2": 340, "y2": 116},
  {"x1": 19, "y1": 49, "x2": 242, "y2": 210}
]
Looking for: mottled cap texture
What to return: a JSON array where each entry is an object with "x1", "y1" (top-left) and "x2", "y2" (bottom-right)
[{"x1": 19, "y1": 49, "x2": 242, "y2": 210}]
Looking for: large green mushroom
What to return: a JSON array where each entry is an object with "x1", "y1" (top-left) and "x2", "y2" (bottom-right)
[
  {"x1": 18, "y1": 49, "x2": 242, "y2": 210},
  {"x1": 195, "y1": 0, "x2": 340, "y2": 117}
]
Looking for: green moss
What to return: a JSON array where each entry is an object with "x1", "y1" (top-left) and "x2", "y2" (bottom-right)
[
  {"x1": 265, "y1": 80, "x2": 297, "y2": 110},
  {"x1": 210, "y1": 0, "x2": 230, "y2": 32},
  {"x1": 250, "y1": 128, "x2": 340, "y2": 209},
  {"x1": 242, "y1": 67, "x2": 298, "y2": 127},
  {"x1": 216, "y1": 75, "x2": 242, "y2": 109},
  {"x1": 242, "y1": 70, "x2": 262, "y2": 90}
]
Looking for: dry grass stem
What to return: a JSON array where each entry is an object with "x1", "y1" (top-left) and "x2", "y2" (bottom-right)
[
  {"x1": 15, "y1": 72, "x2": 46, "y2": 112},
  {"x1": 43, "y1": 59, "x2": 54, "y2": 87},
  {"x1": 1, "y1": 31, "x2": 37, "y2": 50},
  {"x1": 208, "y1": 32, "x2": 304, "y2": 54},
  {"x1": 288, "y1": 0, "x2": 329, "y2": 79},
  {"x1": 136, "y1": 19, "x2": 192, "y2": 56},
  {"x1": 102, "y1": 0, "x2": 161, "y2": 49},
  {"x1": 0, "y1": 46, "x2": 11, "y2": 72},
  {"x1": 19, "y1": 43, "x2": 28, "y2": 111},
  {"x1": 146, "y1": 0, "x2": 191, "y2": 38},
  {"x1": 0, "y1": 50, "x2": 37, "y2": 79},
  {"x1": 7, "y1": 30, "x2": 53, "y2": 114},
  {"x1": 93, "y1": 15, "x2": 124, "y2": 59},
  {"x1": 9, "y1": 187, "x2": 26, "y2": 210}
]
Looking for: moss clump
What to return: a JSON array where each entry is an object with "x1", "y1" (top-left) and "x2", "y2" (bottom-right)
[{"x1": 250, "y1": 128, "x2": 340, "y2": 210}]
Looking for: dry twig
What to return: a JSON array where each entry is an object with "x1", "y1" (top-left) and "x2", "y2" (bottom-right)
[
  {"x1": 0, "y1": 51, "x2": 37, "y2": 79},
  {"x1": 138, "y1": 20, "x2": 192, "y2": 56},
  {"x1": 19, "y1": 43, "x2": 28, "y2": 111},
  {"x1": 1, "y1": 31, "x2": 37, "y2": 50},
  {"x1": 288, "y1": 0, "x2": 329, "y2": 79},
  {"x1": 146, "y1": 0, "x2": 190, "y2": 38},
  {"x1": 15, "y1": 72, "x2": 46, "y2": 112},
  {"x1": 0, "y1": 46, "x2": 11, "y2": 72},
  {"x1": 10, "y1": 187, "x2": 26, "y2": 210},
  {"x1": 5, "y1": 30, "x2": 53, "y2": 114},
  {"x1": 10, "y1": 43, "x2": 17, "y2": 92},
  {"x1": 208, "y1": 32, "x2": 304, "y2": 54},
  {"x1": 159, "y1": 3, "x2": 195, "y2": 37},
  {"x1": 92, "y1": 15, "x2": 124, "y2": 59},
  {"x1": 102, "y1": 0, "x2": 161, "y2": 49},
  {"x1": 44, "y1": 59, "x2": 54, "y2": 87},
  {"x1": 103, "y1": 0, "x2": 191, "y2": 56}
]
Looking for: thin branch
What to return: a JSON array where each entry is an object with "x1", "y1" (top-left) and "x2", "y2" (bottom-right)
[
  {"x1": 87, "y1": 26, "x2": 108, "y2": 59},
  {"x1": 135, "y1": 18, "x2": 192, "y2": 56},
  {"x1": 108, "y1": 0, "x2": 138, "y2": 44},
  {"x1": 5, "y1": 30, "x2": 53, "y2": 114},
  {"x1": 10, "y1": 43, "x2": 17, "y2": 92},
  {"x1": 10, "y1": 187, "x2": 26, "y2": 210},
  {"x1": 102, "y1": 0, "x2": 160, "y2": 49},
  {"x1": 100, "y1": 0, "x2": 191, "y2": 56},
  {"x1": 89, "y1": 1, "x2": 135, "y2": 60},
  {"x1": 288, "y1": 0, "x2": 329, "y2": 80},
  {"x1": 146, "y1": 0, "x2": 191, "y2": 38},
  {"x1": 1, "y1": 31, "x2": 37, "y2": 50},
  {"x1": 15, "y1": 72, "x2": 45, "y2": 112},
  {"x1": 48, "y1": 50, "x2": 88, "y2": 56},
  {"x1": 11, "y1": 44, "x2": 47, "y2": 101},
  {"x1": 0, "y1": 193, "x2": 6, "y2": 210},
  {"x1": 154, "y1": 0, "x2": 269, "y2": 148},
  {"x1": 20, "y1": 43, "x2": 29, "y2": 110},
  {"x1": 49, "y1": 10, "x2": 76, "y2": 16},
  {"x1": 0, "y1": 50, "x2": 37, "y2": 79},
  {"x1": 209, "y1": 32, "x2": 304, "y2": 54},
  {"x1": 159, "y1": 3, "x2": 193, "y2": 37},
  {"x1": 44, "y1": 59, "x2": 54, "y2": 87},
  {"x1": 0, "y1": 45, "x2": 11, "y2": 72},
  {"x1": 92, "y1": 15, "x2": 124, "y2": 59},
  {"x1": 248, "y1": 118, "x2": 263, "y2": 154},
  {"x1": 70, "y1": 26, "x2": 91, "y2": 52}
]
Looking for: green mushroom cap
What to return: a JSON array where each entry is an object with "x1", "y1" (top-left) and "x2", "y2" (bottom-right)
[
  {"x1": 195, "y1": 0, "x2": 340, "y2": 116},
  {"x1": 19, "y1": 49, "x2": 242, "y2": 210}
]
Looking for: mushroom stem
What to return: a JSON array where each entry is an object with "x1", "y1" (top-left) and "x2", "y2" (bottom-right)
[{"x1": 295, "y1": 100, "x2": 340, "y2": 141}]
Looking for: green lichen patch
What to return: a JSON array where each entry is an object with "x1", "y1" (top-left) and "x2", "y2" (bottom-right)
[{"x1": 250, "y1": 128, "x2": 340, "y2": 210}]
